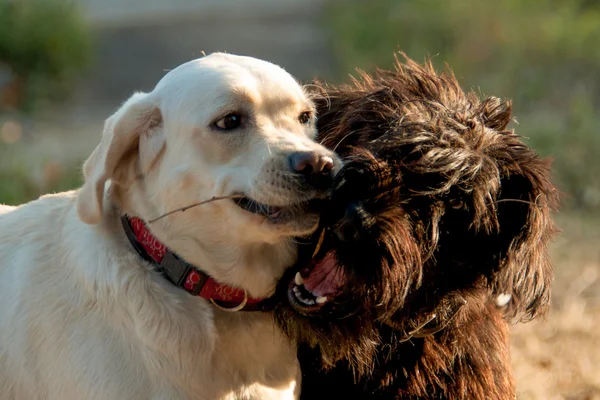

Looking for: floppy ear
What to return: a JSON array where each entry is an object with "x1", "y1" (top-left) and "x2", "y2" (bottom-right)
[
  {"x1": 487, "y1": 142, "x2": 559, "y2": 323},
  {"x1": 76, "y1": 92, "x2": 164, "y2": 224}
]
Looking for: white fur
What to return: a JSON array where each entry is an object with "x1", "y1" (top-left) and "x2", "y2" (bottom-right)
[
  {"x1": 0, "y1": 53, "x2": 336, "y2": 399},
  {"x1": 496, "y1": 293, "x2": 512, "y2": 307}
]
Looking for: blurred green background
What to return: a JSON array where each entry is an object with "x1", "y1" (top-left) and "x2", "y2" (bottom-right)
[
  {"x1": 0, "y1": 1, "x2": 599, "y2": 397},
  {"x1": 2, "y1": 0, "x2": 599, "y2": 215}
]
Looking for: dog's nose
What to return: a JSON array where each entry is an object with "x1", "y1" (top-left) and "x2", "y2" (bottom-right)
[
  {"x1": 289, "y1": 151, "x2": 336, "y2": 189},
  {"x1": 333, "y1": 203, "x2": 365, "y2": 243}
]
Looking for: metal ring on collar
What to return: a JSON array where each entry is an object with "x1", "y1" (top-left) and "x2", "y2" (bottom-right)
[{"x1": 210, "y1": 290, "x2": 248, "y2": 312}]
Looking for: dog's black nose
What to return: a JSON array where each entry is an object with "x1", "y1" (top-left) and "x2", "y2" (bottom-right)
[
  {"x1": 289, "y1": 151, "x2": 336, "y2": 189},
  {"x1": 333, "y1": 203, "x2": 367, "y2": 243}
]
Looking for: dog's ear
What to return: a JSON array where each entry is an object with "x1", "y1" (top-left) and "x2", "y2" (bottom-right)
[
  {"x1": 487, "y1": 144, "x2": 558, "y2": 323},
  {"x1": 76, "y1": 92, "x2": 164, "y2": 224}
]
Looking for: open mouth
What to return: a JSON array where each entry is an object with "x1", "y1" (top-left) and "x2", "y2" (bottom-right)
[
  {"x1": 234, "y1": 196, "x2": 283, "y2": 219},
  {"x1": 233, "y1": 194, "x2": 323, "y2": 223},
  {"x1": 287, "y1": 233, "x2": 346, "y2": 315}
]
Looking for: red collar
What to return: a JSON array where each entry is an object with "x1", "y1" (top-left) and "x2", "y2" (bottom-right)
[{"x1": 121, "y1": 215, "x2": 270, "y2": 312}]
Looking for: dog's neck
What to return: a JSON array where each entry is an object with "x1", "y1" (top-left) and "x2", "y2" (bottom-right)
[
  {"x1": 109, "y1": 182, "x2": 297, "y2": 300},
  {"x1": 121, "y1": 215, "x2": 272, "y2": 312}
]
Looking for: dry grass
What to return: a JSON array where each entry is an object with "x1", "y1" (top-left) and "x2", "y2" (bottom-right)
[{"x1": 512, "y1": 213, "x2": 600, "y2": 400}]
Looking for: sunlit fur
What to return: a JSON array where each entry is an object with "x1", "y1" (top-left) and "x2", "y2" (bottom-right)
[
  {"x1": 275, "y1": 54, "x2": 559, "y2": 399},
  {"x1": 0, "y1": 53, "x2": 339, "y2": 400}
]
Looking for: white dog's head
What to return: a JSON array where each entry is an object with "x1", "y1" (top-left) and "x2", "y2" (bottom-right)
[{"x1": 76, "y1": 53, "x2": 340, "y2": 297}]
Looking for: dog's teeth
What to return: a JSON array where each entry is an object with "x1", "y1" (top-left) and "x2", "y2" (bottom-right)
[
  {"x1": 295, "y1": 292, "x2": 314, "y2": 306},
  {"x1": 294, "y1": 272, "x2": 304, "y2": 286},
  {"x1": 315, "y1": 296, "x2": 327, "y2": 304},
  {"x1": 299, "y1": 296, "x2": 315, "y2": 305},
  {"x1": 293, "y1": 286, "x2": 300, "y2": 294}
]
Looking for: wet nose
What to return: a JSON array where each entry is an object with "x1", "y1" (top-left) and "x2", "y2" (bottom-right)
[{"x1": 288, "y1": 151, "x2": 337, "y2": 190}]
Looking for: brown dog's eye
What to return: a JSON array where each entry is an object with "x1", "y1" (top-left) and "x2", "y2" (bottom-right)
[
  {"x1": 298, "y1": 111, "x2": 311, "y2": 125},
  {"x1": 450, "y1": 198, "x2": 464, "y2": 209},
  {"x1": 215, "y1": 113, "x2": 242, "y2": 130}
]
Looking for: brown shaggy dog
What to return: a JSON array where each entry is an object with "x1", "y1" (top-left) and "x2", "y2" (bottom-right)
[{"x1": 274, "y1": 55, "x2": 559, "y2": 399}]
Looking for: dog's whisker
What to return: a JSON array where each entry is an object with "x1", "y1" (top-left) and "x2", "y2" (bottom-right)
[
  {"x1": 287, "y1": 238, "x2": 306, "y2": 246},
  {"x1": 148, "y1": 195, "x2": 243, "y2": 223},
  {"x1": 318, "y1": 131, "x2": 338, "y2": 147},
  {"x1": 331, "y1": 132, "x2": 356, "y2": 152},
  {"x1": 304, "y1": 83, "x2": 331, "y2": 109}
]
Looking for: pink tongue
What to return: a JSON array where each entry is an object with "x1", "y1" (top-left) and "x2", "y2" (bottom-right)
[{"x1": 303, "y1": 252, "x2": 345, "y2": 297}]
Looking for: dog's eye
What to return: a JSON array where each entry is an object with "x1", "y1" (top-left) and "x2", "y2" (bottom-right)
[
  {"x1": 450, "y1": 198, "x2": 464, "y2": 209},
  {"x1": 298, "y1": 111, "x2": 312, "y2": 125},
  {"x1": 215, "y1": 113, "x2": 242, "y2": 130}
]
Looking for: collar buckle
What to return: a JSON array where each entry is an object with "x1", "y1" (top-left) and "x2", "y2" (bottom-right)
[{"x1": 160, "y1": 251, "x2": 198, "y2": 291}]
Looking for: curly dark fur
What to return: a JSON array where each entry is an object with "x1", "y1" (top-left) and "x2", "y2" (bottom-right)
[{"x1": 273, "y1": 54, "x2": 559, "y2": 399}]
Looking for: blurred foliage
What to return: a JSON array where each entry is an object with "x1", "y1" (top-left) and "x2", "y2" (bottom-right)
[
  {"x1": 0, "y1": 139, "x2": 83, "y2": 205},
  {"x1": 0, "y1": 163, "x2": 83, "y2": 205},
  {"x1": 325, "y1": 0, "x2": 600, "y2": 212},
  {"x1": 0, "y1": 0, "x2": 92, "y2": 113}
]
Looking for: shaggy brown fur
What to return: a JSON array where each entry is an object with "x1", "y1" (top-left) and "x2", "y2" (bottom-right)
[{"x1": 274, "y1": 54, "x2": 559, "y2": 399}]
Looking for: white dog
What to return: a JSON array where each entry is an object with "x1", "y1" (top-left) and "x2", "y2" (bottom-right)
[{"x1": 0, "y1": 53, "x2": 340, "y2": 400}]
